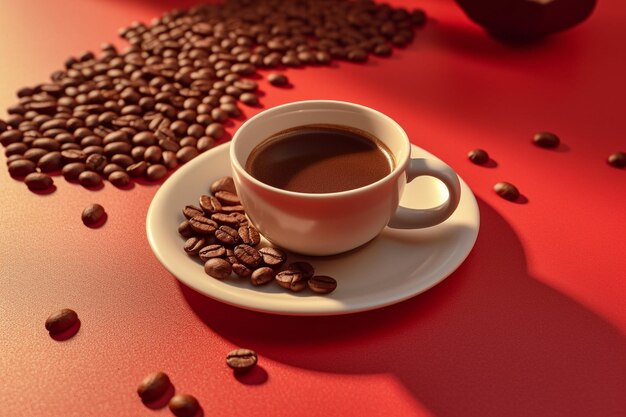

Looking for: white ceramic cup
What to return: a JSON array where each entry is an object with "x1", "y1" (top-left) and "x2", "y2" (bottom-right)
[{"x1": 230, "y1": 100, "x2": 461, "y2": 256}]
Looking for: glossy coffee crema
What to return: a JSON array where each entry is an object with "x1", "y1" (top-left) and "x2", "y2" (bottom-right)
[{"x1": 245, "y1": 124, "x2": 395, "y2": 193}]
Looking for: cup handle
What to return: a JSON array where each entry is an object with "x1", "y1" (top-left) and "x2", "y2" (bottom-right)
[{"x1": 387, "y1": 158, "x2": 461, "y2": 229}]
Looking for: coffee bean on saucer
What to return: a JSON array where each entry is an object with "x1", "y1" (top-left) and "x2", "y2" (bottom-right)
[
  {"x1": 189, "y1": 216, "x2": 218, "y2": 235},
  {"x1": 137, "y1": 371, "x2": 172, "y2": 403},
  {"x1": 81, "y1": 203, "x2": 106, "y2": 226},
  {"x1": 226, "y1": 348, "x2": 258, "y2": 372},
  {"x1": 308, "y1": 275, "x2": 337, "y2": 294},
  {"x1": 234, "y1": 244, "x2": 262, "y2": 267},
  {"x1": 210, "y1": 176, "x2": 237, "y2": 195},
  {"x1": 238, "y1": 225, "x2": 260, "y2": 246},
  {"x1": 288, "y1": 261, "x2": 315, "y2": 280},
  {"x1": 533, "y1": 131, "x2": 560, "y2": 148},
  {"x1": 268, "y1": 73, "x2": 289, "y2": 86},
  {"x1": 215, "y1": 225, "x2": 239, "y2": 245},
  {"x1": 25, "y1": 172, "x2": 53, "y2": 191},
  {"x1": 275, "y1": 269, "x2": 307, "y2": 292},
  {"x1": 607, "y1": 151, "x2": 626, "y2": 168},
  {"x1": 183, "y1": 205, "x2": 204, "y2": 219},
  {"x1": 232, "y1": 263, "x2": 253, "y2": 278},
  {"x1": 251, "y1": 266, "x2": 275, "y2": 286},
  {"x1": 178, "y1": 220, "x2": 195, "y2": 238},
  {"x1": 494, "y1": 181, "x2": 520, "y2": 201},
  {"x1": 168, "y1": 394, "x2": 200, "y2": 417},
  {"x1": 199, "y1": 195, "x2": 222, "y2": 214},
  {"x1": 211, "y1": 213, "x2": 241, "y2": 228},
  {"x1": 258, "y1": 247, "x2": 287, "y2": 267},
  {"x1": 215, "y1": 190, "x2": 241, "y2": 206},
  {"x1": 204, "y1": 257, "x2": 232, "y2": 279},
  {"x1": 184, "y1": 237, "x2": 206, "y2": 256},
  {"x1": 221, "y1": 204, "x2": 245, "y2": 214},
  {"x1": 45, "y1": 308, "x2": 79, "y2": 336},
  {"x1": 468, "y1": 148, "x2": 489, "y2": 164}
]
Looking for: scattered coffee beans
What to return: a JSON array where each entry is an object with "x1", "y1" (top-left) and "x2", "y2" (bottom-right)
[
  {"x1": 45, "y1": 308, "x2": 79, "y2": 336},
  {"x1": 494, "y1": 181, "x2": 520, "y2": 201},
  {"x1": 179, "y1": 176, "x2": 337, "y2": 295},
  {"x1": 607, "y1": 151, "x2": 626, "y2": 168},
  {"x1": 168, "y1": 394, "x2": 200, "y2": 417},
  {"x1": 226, "y1": 348, "x2": 258, "y2": 372},
  {"x1": 137, "y1": 371, "x2": 172, "y2": 403},
  {"x1": 82, "y1": 203, "x2": 106, "y2": 226},
  {"x1": 533, "y1": 131, "x2": 560, "y2": 148},
  {"x1": 468, "y1": 148, "x2": 489, "y2": 164}
]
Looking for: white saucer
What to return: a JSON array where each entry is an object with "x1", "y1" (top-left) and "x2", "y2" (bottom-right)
[{"x1": 147, "y1": 142, "x2": 479, "y2": 316}]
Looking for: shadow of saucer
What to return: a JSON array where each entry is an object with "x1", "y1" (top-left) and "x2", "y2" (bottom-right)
[{"x1": 178, "y1": 197, "x2": 626, "y2": 417}]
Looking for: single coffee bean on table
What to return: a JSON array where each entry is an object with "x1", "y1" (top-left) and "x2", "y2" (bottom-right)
[
  {"x1": 168, "y1": 394, "x2": 200, "y2": 417},
  {"x1": 607, "y1": 151, "x2": 626, "y2": 168},
  {"x1": 137, "y1": 371, "x2": 172, "y2": 403},
  {"x1": 24, "y1": 172, "x2": 53, "y2": 191},
  {"x1": 226, "y1": 348, "x2": 258, "y2": 372},
  {"x1": 45, "y1": 308, "x2": 79, "y2": 336},
  {"x1": 81, "y1": 203, "x2": 106, "y2": 226},
  {"x1": 494, "y1": 181, "x2": 521, "y2": 201},
  {"x1": 468, "y1": 148, "x2": 489, "y2": 165},
  {"x1": 533, "y1": 131, "x2": 560, "y2": 148}
]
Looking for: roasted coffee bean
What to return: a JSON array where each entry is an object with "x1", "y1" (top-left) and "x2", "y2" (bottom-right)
[
  {"x1": 176, "y1": 146, "x2": 199, "y2": 164},
  {"x1": 8, "y1": 159, "x2": 36, "y2": 177},
  {"x1": 85, "y1": 153, "x2": 107, "y2": 172},
  {"x1": 4, "y1": 142, "x2": 28, "y2": 157},
  {"x1": 184, "y1": 237, "x2": 206, "y2": 256},
  {"x1": 111, "y1": 153, "x2": 134, "y2": 168},
  {"x1": 62, "y1": 162, "x2": 86, "y2": 181},
  {"x1": 197, "y1": 136, "x2": 215, "y2": 153},
  {"x1": 200, "y1": 195, "x2": 222, "y2": 214},
  {"x1": 137, "y1": 372, "x2": 172, "y2": 403},
  {"x1": 205, "y1": 123, "x2": 225, "y2": 139},
  {"x1": 23, "y1": 148, "x2": 48, "y2": 163},
  {"x1": 133, "y1": 131, "x2": 156, "y2": 146},
  {"x1": 494, "y1": 181, "x2": 520, "y2": 201},
  {"x1": 238, "y1": 225, "x2": 260, "y2": 246},
  {"x1": 211, "y1": 212, "x2": 241, "y2": 228},
  {"x1": 25, "y1": 172, "x2": 53, "y2": 191},
  {"x1": 239, "y1": 93, "x2": 259, "y2": 106},
  {"x1": 199, "y1": 244, "x2": 227, "y2": 261},
  {"x1": 215, "y1": 225, "x2": 239, "y2": 246},
  {"x1": 204, "y1": 257, "x2": 232, "y2": 279},
  {"x1": 258, "y1": 247, "x2": 287, "y2": 267},
  {"x1": 232, "y1": 263, "x2": 253, "y2": 277},
  {"x1": 215, "y1": 190, "x2": 241, "y2": 206},
  {"x1": 533, "y1": 131, "x2": 560, "y2": 148},
  {"x1": 82, "y1": 203, "x2": 106, "y2": 226},
  {"x1": 36, "y1": 152, "x2": 62, "y2": 172},
  {"x1": 276, "y1": 269, "x2": 307, "y2": 292},
  {"x1": 226, "y1": 348, "x2": 258, "y2": 372},
  {"x1": 146, "y1": 164, "x2": 167, "y2": 181},
  {"x1": 308, "y1": 275, "x2": 337, "y2": 294},
  {"x1": 108, "y1": 171, "x2": 130, "y2": 187},
  {"x1": 210, "y1": 176, "x2": 237, "y2": 194},
  {"x1": 45, "y1": 308, "x2": 79, "y2": 336},
  {"x1": 288, "y1": 261, "x2": 315, "y2": 280},
  {"x1": 144, "y1": 145, "x2": 162, "y2": 163},
  {"x1": 0, "y1": 130, "x2": 23, "y2": 146},
  {"x1": 178, "y1": 220, "x2": 195, "y2": 238},
  {"x1": 229, "y1": 212, "x2": 248, "y2": 227},
  {"x1": 607, "y1": 151, "x2": 626, "y2": 168},
  {"x1": 127, "y1": 161, "x2": 148, "y2": 177},
  {"x1": 251, "y1": 266, "x2": 275, "y2": 286},
  {"x1": 102, "y1": 163, "x2": 124, "y2": 177},
  {"x1": 82, "y1": 145, "x2": 105, "y2": 156},
  {"x1": 168, "y1": 394, "x2": 200, "y2": 417},
  {"x1": 162, "y1": 151, "x2": 178, "y2": 169},
  {"x1": 5, "y1": 154, "x2": 23, "y2": 164},
  {"x1": 468, "y1": 149, "x2": 489, "y2": 165},
  {"x1": 189, "y1": 216, "x2": 218, "y2": 234},
  {"x1": 104, "y1": 141, "x2": 132, "y2": 156},
  {"x1": 234, "y1": 244, "x2": 262, "y2": 267},
  {"x1": 79, "y1": 170, "x2": 103, "y2": 187},
  {"x1": 61, "y1": 149, "x2": 87, "y2": 163},
  {"x1": 32, "y1": 138, "x2": 60, "y2": 151},
  {"x1": 103, "y1": 131, "x2": 129, "y2": 145},
  {"x1": 183, "y1": 205, "x2": 204, "y2": 219}
]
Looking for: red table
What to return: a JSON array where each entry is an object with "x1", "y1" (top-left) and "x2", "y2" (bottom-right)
[{"x1": 1, "y1": 1, "x2": 624, "y2": 416}]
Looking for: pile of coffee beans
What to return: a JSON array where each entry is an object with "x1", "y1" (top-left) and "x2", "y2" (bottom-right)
[
  {"x1": 179, "y1": 176, "x2": 337, "y2": 294},
  {"x1": 1, "y1": 0, "x2": 427, "y2": 192}
]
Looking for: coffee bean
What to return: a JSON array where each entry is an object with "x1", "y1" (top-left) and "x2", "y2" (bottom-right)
[
  {"x1": 184, "y1": 236, "x2": 206, "y2": 256},
  {"x1": 234, "y1": 244, "x2": 262, "y2": 267},
  {"x1": 45, "y1": 308, "x2": 79, "y2": 335},
  {"x1": 0, "y1": 130, "x2": 23, "y2": 146},
  {"x1": 137, "y1": 372, "x2": 172, "y2": 403},
  {"x1": 308, "y1": 275, "x2": 337, "y2": 294},
  {"x1": 102, "y1": 163, "x2": 124, "y2": 177},
  {"x1": 178, "y1": 220, "x2": 195, "y2": 238},
  {"x1": 204, "y1": 257, "x2": 232, "y2": 279},
  {"x1": 4, "y1": 142, "x2": 28, "y2": 157},
  {"x1": 111, "y1": 154, "x2": 134, "y2": 168},
  {"x1": 61, "y1": 149, "x2": 87, "y2": 163},
  {"x1": 78, "y1": 171, "x2": 103, "y2": 187},
  {"x1": 146, "y1": 164, "x2": 167, "y2": 181},
  {"x1": 8, "y1": 159, "x2": 36, "y2": 177},
  {"x1": 168, "y1": 394, "x2": 200, "y2": 417},
  {"x1": 176, "y1": 146, "x2": 199, "y2": 164},
  {"x1": 215, "y1": 225, "x2": 239, "y2": 246},
  {"x1": 104, "y1": 141, "x2": 132, "y2": 156},
  {"x1": 132, "y1": 131, "x2": 156, "y2": 146},
  {"x1": 258, "y1": 247, "x2": 287, "y2": 267},
  {"x1": 275, "y1": 269, "x2": 307, "y2": 292},
  {"x1": 226, "y1": 348, "x2": 257, "y2": 372},
  {"x1": 251, "y1": 266, "x2": 275, "y2": 286},
  {"x1": 183, "y1": 205, "x2": 204, "y2": 219},
  {"x1": 25, "y1": 172, "x2": 53, "y2": 191},
  {"x1": 468, "y1": 149, "x2": 489, "y2": 165},
  {"x1": 62, "y1": 162, "x2": 86, "y2": 181},
  {"x1": 108, "y1": 171, "x2": 130, "y2": 187},
  {"x1": 199, "y1": 195, "x2": 222, "y2": 214},
  {"x1": 239, "y1": 93, "x2": 259, "y2": 106},
  {"x1": 288, "y1": 261, "x2": 315, "y2": 280},
  {"x1": 215, "y1": 190, "x2": 240, "y2": 206},
  {"x1": 607, "y1": 151, "x2": 626, "y2": 168},
  {"x1": 238, "y1": 225, "x2": 260, "y2": 246},
  {"x1": 32, "y1": 138, "x2": 60, "y2": 151},
  {"x1": 23, "y1": 148, "x2": 48, "y2": 163},
  {"x1": 162, "y1": 151, "x2": 178, "y2": 169},
  {"x1": 211, "y1": 212, "x2": 241, "y2": 228},
  {"x1": 143, "y1": 145, "x2": 162, "y2": 163},
  {"x1": 199, "y1": 244, "x2": 227, "y2": 261},
  {"x1": 205, "y1": 123, "x2": 225, "y2": 139},
  {"x1": 210, "y1": 176, "x2": 237, "y2": 194},
  {"x1": 494, "y1": 181, "x2": 520, "y2": 201},
  {"x1": 85, "y1": 153, "x2": 108, "y2": 172},
  {"x1": 533, "y1": 131, "x2": 560, "y2": 148},
  {"x1": 189, "y1": 215, "x2": 218, "y2": 234},
  {"x1": 127, "y1": 161, "x2": 148, "y2": 177},
  {"x1": 82, "y1": 203, "x2": 106, "y2": 226},
  {"x1": 232, "y1": 263, "x2": 253, "y2": 277}
]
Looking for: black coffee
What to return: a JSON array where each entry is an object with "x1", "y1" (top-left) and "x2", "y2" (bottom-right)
[{"x1": 245, "y1": 124, "x2": 394, "y2": 193}]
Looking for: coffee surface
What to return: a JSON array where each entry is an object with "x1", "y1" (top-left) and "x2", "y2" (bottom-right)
[{"x1": 245, "y1": 124, "x2": 394, "y2": 193}]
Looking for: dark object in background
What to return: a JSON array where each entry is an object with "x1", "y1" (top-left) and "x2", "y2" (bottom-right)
[
  {"x1": 607, "y1": 151, "x2": 626, "y2": 168},
  {"x1": 533, "y1": 131, "x2": 560, "y2": 148},
  {"x1": 455, "y1": 0, "x2": 596, "y2": 42}
]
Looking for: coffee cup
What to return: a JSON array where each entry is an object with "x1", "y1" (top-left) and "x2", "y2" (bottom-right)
[{"x1": 230, "y1": 100, "x2": 461, "y2": 256}]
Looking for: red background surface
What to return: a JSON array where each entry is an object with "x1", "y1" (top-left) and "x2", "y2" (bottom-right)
[{"x1": 1, "y1": 1, "x2": 625, "y2": 416}]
